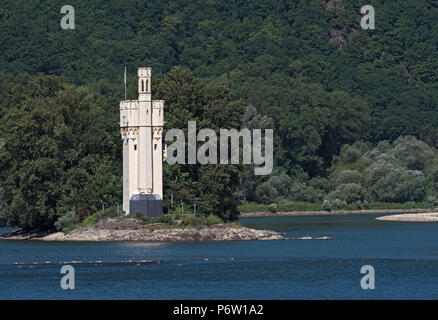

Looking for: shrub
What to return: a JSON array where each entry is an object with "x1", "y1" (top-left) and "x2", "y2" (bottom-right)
[
  {"x1": 427, "y1": 196, "x2": 437, "y2": 208},
  {"x1": 332, "y1": 199, "x2": 342, "y2": 210},
  {"x1": 268, "y1": 203, "x2": 278, "y2": 213},
  {"x1": 76, "y1": 205, "x2": 91, "y2": 221},
  {"x1": 180, "y1": 214, "x2": 224, "y2": 228},
  {"x1": 268, "y1": 172, "x2": 292, "y2": 198},
  {"x1": 322, "y1": 199, "x2": 332, "y2": 212},
  {"x1": 363, "y1": 200, "x2": 370, "y2": 209},
  {"x1": 354, "y1": 200, "x2": 363, "y2": 209},
  {"x1": 328, "y1": 183, "x2": 366, "y2": 203},
  {"x1": 54, "y1": 210, "x2": 80, "y2": 232},
  {"x1": 289, "y1": 182, "x2": 324, "y2": 202},
  {"x1": 255, "y1": 182, "x2": 279, "y2": 204},
  {"x1": 335, "y1": 170, "x2": 362, "y2": 185},
  {"x1": 366, "y1": 159, "x2": 426, "y2": 203},
  {"x1": 205, "y1": 214, "x2": 223, "y2": 226},
  {"x1": 254, "y1": 172, "x2": 292, "y2": 203},
  {"x1": 237, "y1": 202, "x2": 269, "y2": 213}
]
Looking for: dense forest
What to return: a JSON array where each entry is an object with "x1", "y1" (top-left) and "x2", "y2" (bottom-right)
[{"x1": 1, "y1": 0, "x2": 438, "y2": 230}]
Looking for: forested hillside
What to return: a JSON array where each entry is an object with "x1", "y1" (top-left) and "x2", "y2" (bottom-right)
[{"x1": 1, "y1": 0, "x2": 438, "y2": 229}]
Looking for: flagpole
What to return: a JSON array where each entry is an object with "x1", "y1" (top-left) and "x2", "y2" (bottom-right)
[
  {"x1": 124, "y1": 66, "x2": 126, "y2": 101},
  {"x1": 124, "y1": 66, "x2": 127, "y2": 101}
]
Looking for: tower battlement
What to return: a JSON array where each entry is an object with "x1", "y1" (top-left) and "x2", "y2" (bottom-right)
[{"x1": 138, "y1": 67, "x2": 151, "y2": 77}]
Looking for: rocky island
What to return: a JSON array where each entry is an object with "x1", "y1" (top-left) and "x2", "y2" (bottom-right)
[{"x1": 0, "y1": 218, "x2": 286, "y2": 242}]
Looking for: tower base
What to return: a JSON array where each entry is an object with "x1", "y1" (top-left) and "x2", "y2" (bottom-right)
[{"x1": 129, "y1": 194, "x2": 163, "y2": 217}]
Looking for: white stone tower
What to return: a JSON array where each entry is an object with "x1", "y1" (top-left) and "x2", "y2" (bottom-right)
[{"x1": 120, "y1": 67, "x2": 164, "y2": 216}]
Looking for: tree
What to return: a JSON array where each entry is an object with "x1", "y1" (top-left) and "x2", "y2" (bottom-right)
[
  {"x1": 154, "y1": 67, "x2": 245, "y2": 220},
  {"x1": 0, "y1": 75, "x2": 120, "y2": 230}
]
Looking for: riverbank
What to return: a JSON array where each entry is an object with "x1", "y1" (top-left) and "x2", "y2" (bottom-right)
[
  {"x1": 376, "y1": 212, "x2": 438, "y2": 222},
  {"x1": 0, "y1": 218, "x2": 286, "y2": 242},
  {"x1": 240, "y1": 208, "x2": 433, "y2": 218}
]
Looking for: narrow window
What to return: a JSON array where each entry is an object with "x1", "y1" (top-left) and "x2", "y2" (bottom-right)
[
  {"x1": 141, "y1": 80, "x2": 144, "y2": 92},
  {"x1": 154, "y1": 144, "x2": 157, "y2": 150},
  {"x1": 134, "y1": 144, "x2": 137, "y2": 151}
]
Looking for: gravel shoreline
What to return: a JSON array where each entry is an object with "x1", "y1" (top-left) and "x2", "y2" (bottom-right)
[
  {"x1": 376, "y1": 212, "x2": 438, "y2": 222},
  {"x1": 240, "y1": 208, "x2": 434, "y2": 218}
]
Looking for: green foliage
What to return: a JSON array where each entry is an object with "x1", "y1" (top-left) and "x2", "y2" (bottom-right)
[
  {"x1": 239, "y1": 199, "x2": 432, "y2": 213},
  {"x1": 327, "y1": 183, "x2": 366, "y2": 204},
  {"x1": 268, "y1": 203, "x2": 278, "y2": 213},
  {"x1": 180, "y1": 214, "x2": 224, "y2": 229},
  {"x1": 334, "y1": 170, "x2": 362, "y2": 185},
  {"x1": 54, "y1": 209, "x2": 80, "y2": 233},
  {"x1": 322, "y1": 200, "x2": 332, "y2": 212},
  {"x1": 72, "y1": 206, "x2": 119, "y2": 231},
  {"x1": 327, "y1": 136, "x2": 436, "y2": 204},
  {"x1": 427, "y1": 196, "x2": 437, "y2": 208},
  {"x1": 365, "y1": 161, "x2": 426, "y2": 203},
  {"x1": 237, "y1": 202, "x2": 270, "y2": 213},
  {"x1": 140, "y1": 214, "x2": 176, "y2": 225},
  {"x1": 0, "y1": 75, "x2": 122, "y2": 230},
  {"x1": 155, "y1": 67, "x2": 245, "y2": 221},
  {"x1": 1, "y1": 0, "x2": 438, "y2": 226}
]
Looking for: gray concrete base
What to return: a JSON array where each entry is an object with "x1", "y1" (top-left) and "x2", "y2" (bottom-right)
[{"x1": 129, "y1": 194, "x2": 163, "y2": 217}]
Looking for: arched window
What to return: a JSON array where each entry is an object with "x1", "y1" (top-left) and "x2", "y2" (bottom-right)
[
  {"x1": 141, "y1": 80, "x2": 144, "y2": 92},
  {"x1": 146, "y1": 79, "x2": 149, "y2": 92}
]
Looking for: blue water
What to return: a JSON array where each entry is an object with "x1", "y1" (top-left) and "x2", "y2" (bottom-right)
[{"x1": 0, "y1": 214, "x2": 437, "y2": 299}]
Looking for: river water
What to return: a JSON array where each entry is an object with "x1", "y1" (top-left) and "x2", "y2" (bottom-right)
[{"x1": 0, "y1": 214, "x2": 437, "y2": 299}]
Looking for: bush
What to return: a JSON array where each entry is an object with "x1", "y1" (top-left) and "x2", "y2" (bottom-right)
[
  {"x1": 328, "y1": 183, "x2": 366, "y2": 203},
  {"x1": 290, "y1": 182, "x2": 326, "y2": 202},
  {"x1": 255, "y1": 172, "x2": 292, "y2": 203},
  {"x1": 268, "y1": 203, "x2": 278, "y2": 213},
  {"x1": 322, "y1": 199, "x2": 332, "y2": 212},
  {"x1": 335, "y1": 170, "x2": 362, "y2": 185},
  {"x1": 181, "y1": 214, "x2": 223, "y2": 228},
  {"x1": 332, "y1": 199, "x2": 342, "y2": 210},
  {"x1": 363, "y1": 200, "x2": 370, "y2": 209},
  {"x1": 54, "y1": 210, "x2": 80, "y2": 232},
  {"x1": 205, "y1": 214, "x2": 223, "y2": 226},
  {"x1": 427, "y1": 196, "x2": 437, "y2": 208},
  {"x1": 237, "y1": 202, "x2": 269, "y2": 213},
  {"x1": 255, "y1": 182, "x2": 279, "y2": 204},
  {"x1": 354, "y1": 200, "x2": 363, "y2": 209},
  {"x1": 366, "y1": 159, "x2": 426, "y2": 202}
]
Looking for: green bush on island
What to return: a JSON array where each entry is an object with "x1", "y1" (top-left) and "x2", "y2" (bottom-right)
[
  {"x1": 139, "y1": 213, "x2": 225, "y2": 229},
  {"x1": 54, "y1": 210, "x2": 80, "y2": 233}
]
